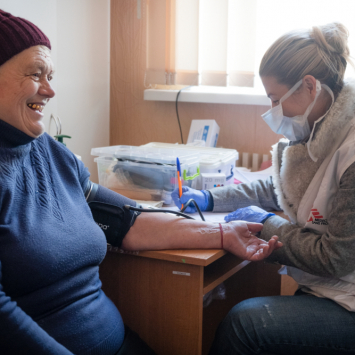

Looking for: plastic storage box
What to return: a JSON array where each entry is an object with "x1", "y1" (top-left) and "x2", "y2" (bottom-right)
[
  {"x1": 91, "y1": 145, "x2": 200, "y2": 204},
  {"x1": 187, "y1": 120, "x2": 220, "y2": 147},
  {"x1": 143, "y1": 143, "x2": 239, "y2": 189}
]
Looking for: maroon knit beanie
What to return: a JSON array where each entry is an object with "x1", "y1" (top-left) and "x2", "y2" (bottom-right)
[{"x1": 0, "y1": 9, "x2": 51, "y2": 66}]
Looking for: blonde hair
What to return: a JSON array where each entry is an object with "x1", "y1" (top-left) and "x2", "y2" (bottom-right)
[{"x1": 259, "y1": 23, "x2": 351, "y2": 95}]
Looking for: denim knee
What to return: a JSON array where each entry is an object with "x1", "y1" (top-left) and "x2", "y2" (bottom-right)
[
  {"x1": 209, "y1": 295, "x2": 355, "y2": 355},
  {"x1": 209, "y1": 298, "x2": 265, "y2": 355}
]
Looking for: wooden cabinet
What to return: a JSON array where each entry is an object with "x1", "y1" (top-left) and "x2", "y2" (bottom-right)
[{"x1": 99, "y1": 248, "x2": 281, "y2": 355}]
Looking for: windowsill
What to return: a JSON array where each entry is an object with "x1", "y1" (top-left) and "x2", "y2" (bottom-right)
[{"x1": 144, "y1": 86, "x2": 270, "y2": 106}]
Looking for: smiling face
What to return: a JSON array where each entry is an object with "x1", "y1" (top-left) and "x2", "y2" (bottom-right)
[{"x1": 0, "y1": 45, "x2": 55, "y2": 138}]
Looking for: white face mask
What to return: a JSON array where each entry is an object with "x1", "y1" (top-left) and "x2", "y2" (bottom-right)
[{"x1": 262, "y1": 79, "x2": 331, "y2": 142}]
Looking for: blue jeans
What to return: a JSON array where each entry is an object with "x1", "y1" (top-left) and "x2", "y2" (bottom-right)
[{"x1": 208, "y1": 292, "x2": 355, "y2": 355}]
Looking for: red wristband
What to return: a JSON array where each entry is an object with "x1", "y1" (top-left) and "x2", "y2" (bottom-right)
[{"x1": 219, "y1": 223, "x2": 224, "y2": 249}]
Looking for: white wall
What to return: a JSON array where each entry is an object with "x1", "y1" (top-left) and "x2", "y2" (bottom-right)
[{"x1": 0, "y1": 0, "x2": 110, "y2": 182}]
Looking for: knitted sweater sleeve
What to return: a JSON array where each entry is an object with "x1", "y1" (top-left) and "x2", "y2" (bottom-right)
[
  {"x1": 72, "y1": 154, "x2": 91, "y2": 193},
  {"x1": 0, "y1": 262, "x2": 74, "y2": 355},
  {"x1": 260, "y1": 162, "x2": 355, "y2": 278},
  {"x1": 209, "y1": 176, "x2": 281, "y2": 212}
]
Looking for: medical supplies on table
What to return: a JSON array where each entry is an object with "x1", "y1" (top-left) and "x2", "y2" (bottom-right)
[
  {"x1": 201, "y1": 173, "x2": 226, "y2": 189},
  {"x1": 143, "y1": 143, "x2": 239, "y2": 189},
  {"x1": 91, "y1": 145, "x2": 200, "y2": 204},
  {"x1": 187, "y1": 119, "x2": 220, "y2": 147}
]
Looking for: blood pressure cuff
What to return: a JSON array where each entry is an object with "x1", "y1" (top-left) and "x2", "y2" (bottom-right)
[{"x1": 85, "y1": 182, "x2": 141, "y2": 248}]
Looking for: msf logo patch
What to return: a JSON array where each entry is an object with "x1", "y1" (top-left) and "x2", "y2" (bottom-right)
[{"x1": 307, "y1": 208, "x2": 328, "y2": 225}]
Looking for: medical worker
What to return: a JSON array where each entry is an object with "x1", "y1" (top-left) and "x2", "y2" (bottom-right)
[{"x1": 173, "y1": 22, "x2": 355, "y2": 354}]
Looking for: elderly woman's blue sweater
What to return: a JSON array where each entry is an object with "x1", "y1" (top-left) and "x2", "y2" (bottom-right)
[{"x1": 0, "y1": 119, "x2": 124, "y2": 354}]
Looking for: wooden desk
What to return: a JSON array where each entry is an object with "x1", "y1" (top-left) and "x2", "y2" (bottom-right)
[{"x1": 99, "y1": 247, "x2": 281, "y2": 355}]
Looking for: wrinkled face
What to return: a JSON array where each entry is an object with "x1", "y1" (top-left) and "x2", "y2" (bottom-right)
[{"x1": 0, "y1": 45, "x2": 55, "y2": 138}]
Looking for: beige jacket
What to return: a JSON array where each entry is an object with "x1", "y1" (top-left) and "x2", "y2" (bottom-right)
[{"x1": 210, "y1": 79, "x2": 355, "y2": 280}]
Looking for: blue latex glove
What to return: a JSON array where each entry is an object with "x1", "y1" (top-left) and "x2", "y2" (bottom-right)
[
  {"x1": 171, "y1": 186, "x2": 211, "y2": 213},
  {"x1": 224, "y1": 206, "x2": 275, "y2": 224}
]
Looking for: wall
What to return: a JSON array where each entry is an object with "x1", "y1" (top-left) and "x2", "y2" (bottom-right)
[
  {"x1": 56, "y1": 0, "x2": 110, "y2": 182},
  {"x1": 110, "y1": 0, "x2": 282, "y2": 159},
  {"x1": 0, "y1": 0, "x2": 110, "y2": 182}
]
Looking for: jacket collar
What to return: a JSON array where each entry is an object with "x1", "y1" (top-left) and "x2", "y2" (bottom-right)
[{"x1": 307, "y1": 79, "x2": 355, "y2": 161}]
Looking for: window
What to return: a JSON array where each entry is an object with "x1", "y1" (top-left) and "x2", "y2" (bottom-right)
[{"x1": 145, "y1": 0, "x2": 355, "y2": 91}]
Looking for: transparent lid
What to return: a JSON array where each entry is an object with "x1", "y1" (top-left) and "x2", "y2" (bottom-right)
[
  {"x1": 142, "y1": 142, "x2": 238, "y2": 166},
  {"x1": 91, "y1": 145, "x2": 200, "y2": 166}
]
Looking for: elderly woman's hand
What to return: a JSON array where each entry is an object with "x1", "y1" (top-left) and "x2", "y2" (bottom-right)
[{"x1": 222, "y1": 221, "x2": 282, "y2": 261}]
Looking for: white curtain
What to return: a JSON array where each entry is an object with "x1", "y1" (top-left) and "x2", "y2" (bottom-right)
[{"x1": 145, "y1": 0, "x2": 355, "y2": 88}]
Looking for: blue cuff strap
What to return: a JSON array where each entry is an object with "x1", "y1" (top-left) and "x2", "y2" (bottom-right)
[{"x1": 261, "y1": 213, "x2": 275, "y2": 224}]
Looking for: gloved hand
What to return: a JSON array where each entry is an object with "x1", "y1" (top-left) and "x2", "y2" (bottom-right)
[
  {"x1": 171, "y1": 186, "x2": 211, "y2": 213},
  {"x1": 224, "y1": 206, "x2": 275, "y2": 224}
]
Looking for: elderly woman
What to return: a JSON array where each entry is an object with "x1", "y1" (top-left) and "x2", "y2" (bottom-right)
[
  {"x1": 174, "y1": 22, "x2": 355, "y2": 354},
  {"x1": 0, "y1": 10, "x2": 281, "y2": 355}
]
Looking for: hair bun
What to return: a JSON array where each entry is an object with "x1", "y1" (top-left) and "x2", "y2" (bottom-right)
[
  {"x1": 260, "y1": 22, "x2": 351, "y2": 96},
  {"x1": 311, "y1": 22, "x2": 349, "y2": 58}
]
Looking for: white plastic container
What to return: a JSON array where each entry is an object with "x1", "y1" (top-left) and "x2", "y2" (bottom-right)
[
  {"x1": 201, "y1": 173, "x2": 226, "y2": 189},
  {"x1": 91, "y1": 145, "x2": 200, "y2": 203},
  {"x1": 143, "y1": 143, "x2": 239, "y2": 189},
  {"x1": 187, "y1": 120, "x2": 220, "y2": 147}
]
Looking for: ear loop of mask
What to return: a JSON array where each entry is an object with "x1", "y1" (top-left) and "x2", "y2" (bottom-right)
[
  {"x1": 298, "y1": 80, "x2": 322, "y2": 124},
  {"x1": 279, "y1": 80, "x2": 303, "y2": 105},
  {"x1": 306, "y1": 85, "x2": 335, "y2": 162},
  {"x1": 280, "y1": 80, "x2": 321, "y2": 125}
]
